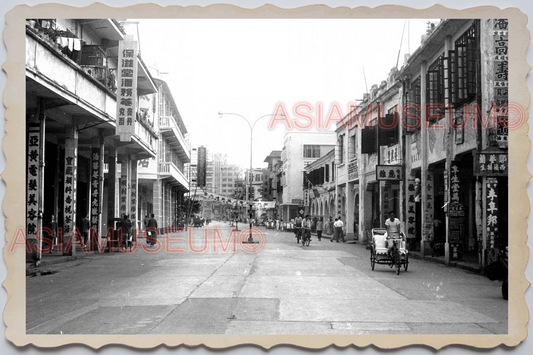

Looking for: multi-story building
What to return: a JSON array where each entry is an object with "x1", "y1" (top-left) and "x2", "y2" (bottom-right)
[
  {"x1": 137, "y1": 67, "x2": 190, "y2": 232},
  {"x1": 25, "y1": 19, "x2": 158, "y2": 259},
  {"x1": 280, "y1": 132, "x2": 336, "y2": 221},
  {"x1": 336, "y1": 19, "x2": 508, "y2": 269},
  {"x1": 304, "y1": 148, "x2": 336, "y2": 233},
  {"x1": 263, "y1": 150, "x2": 282, "y2": 205}
]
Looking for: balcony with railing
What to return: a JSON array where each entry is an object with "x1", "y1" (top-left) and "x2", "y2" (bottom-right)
[
  {"x1": 159, "y1": 161, "x2": 189, "y2": 190},
  {"x1": 159, "y1": 115, "x2": 191, "y2": 163}
]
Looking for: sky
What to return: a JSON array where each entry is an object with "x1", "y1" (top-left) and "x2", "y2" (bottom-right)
[{"x1": 126, "y1": 18, "x2": 433, "y2": 169}]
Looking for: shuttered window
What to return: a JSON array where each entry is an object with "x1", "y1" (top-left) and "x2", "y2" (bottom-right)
[{"x1": 454, "y1": 24, "x2": 478, "y2": 106}]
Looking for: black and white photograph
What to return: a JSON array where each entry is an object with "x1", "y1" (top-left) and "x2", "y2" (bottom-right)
[{"x1": 1, "y1": 0, "x2": 532, "y2": 354}]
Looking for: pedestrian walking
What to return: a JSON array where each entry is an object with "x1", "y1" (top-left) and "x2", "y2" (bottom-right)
[
  {"x1": 81, "y1": 214, "x2": 90, "y2": 246},
  {"x1": 146, "y1": 213, "x2": 158, "y2": 246},
  {"x1": 337, "y1": 217, "x2": 345, "y2": 242},
  {"x1": 316, "y1": 217, "x2": 323, "y2": 241},
  {"x1": 120, "y1": 214, "x2": 133, "y2": 250},
  {"x1": 331, "y1": 218, "x2": 338, "y2": 242}
]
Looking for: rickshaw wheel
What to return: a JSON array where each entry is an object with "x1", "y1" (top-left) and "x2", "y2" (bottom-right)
[
  {"x1": 395, "y1": 250, "x2": 401, "y2": 275},
  {"x1": 370, "y1": 247, "x2": 376, "y2": 270}
]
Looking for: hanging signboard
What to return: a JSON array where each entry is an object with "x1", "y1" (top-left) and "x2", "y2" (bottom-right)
[
  {"x1": 486, "y1": 178, "x2": 499, "y2": 249},
  {"x1": 116, "y1": 35, "x2": 138, "y2": 142},
  {"x1": 90, "y1": 148, "x2": 101, "y2": 232},
  {"x1": 474, "y1": 152, "x2": 508, "y2": 176},
  {"x1": 376, "y1": 165, "x2": 403, "y2": 181},
  {"x1": 27, "y1": 125, "x2": 41, "y2": 243},
  {"x1": 348, "y1": 159, "x2": 358, "y2": 180},
  {"x1": 406, "y1": 179, "x2": 417, "y2": 239}
]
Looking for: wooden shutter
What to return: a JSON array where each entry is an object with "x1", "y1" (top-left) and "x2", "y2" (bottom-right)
[{"x1": 361, "y1": 127, "x2": 377, "y2": 154}]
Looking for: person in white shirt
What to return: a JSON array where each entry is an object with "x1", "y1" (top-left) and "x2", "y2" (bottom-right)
[
  {"x1": 331, "y1": 216, "x2": 345, "y2": 243},
  {"x1": 385, "y1": 211, "x2": 402, "y2": 255}
]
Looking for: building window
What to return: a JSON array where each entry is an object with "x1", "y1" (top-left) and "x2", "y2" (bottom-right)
[
  {"x1": 325, "y1": 163, "x2": 330, "y2": 182},
  {"x1": 303, "y1": 145, "x2": 321, "y2": 158},
  {"x1": 338, "y1": 135, "x2": 344, "y2": 164},
  {"x1": 427, "y1": 55, "x2": 444, "y2": 105},
  {"x1": 454, "y1": 24, "x2": 478, "y2": 105}
]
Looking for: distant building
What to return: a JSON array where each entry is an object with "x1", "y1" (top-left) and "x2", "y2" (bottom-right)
[{"x1": 280, "y1": 132, "x2": 336, "y2": 221}]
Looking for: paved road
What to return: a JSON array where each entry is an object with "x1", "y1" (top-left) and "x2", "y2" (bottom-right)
[{"x1": 26, "y1": 221, "x2": 507, "y2": 335}]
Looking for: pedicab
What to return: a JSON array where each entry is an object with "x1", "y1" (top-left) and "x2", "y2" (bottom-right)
[{"x1": 370, "y1": 228, "x2": 409, "y2": 275}]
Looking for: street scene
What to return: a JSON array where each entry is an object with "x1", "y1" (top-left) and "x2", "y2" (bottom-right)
[
  {"x1": 27, "y1": 222, "x2": 507, "y2": 335},
  {"x1": 19, "y1": 14, "x2": 512, "y2": 340}
]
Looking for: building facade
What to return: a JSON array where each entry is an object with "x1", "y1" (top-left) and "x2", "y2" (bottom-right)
[
  {"x1": 335, "y1": 19, "x2": 508, "y2": 269},
  {"x1": 26, "y1": 19, "x2": 158, "y2": 260},
  {"x1": 137, "y1": 68, "x2": 190, "y2": 232},
  {"x1": 280, "y1": 132, "x2": 336, "y2": 222}
]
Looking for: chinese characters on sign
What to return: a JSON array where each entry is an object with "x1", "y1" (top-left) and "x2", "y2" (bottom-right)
[
  {"x1": 348, "y1": 159, "x2": 358, "y2": 180},
  {"x1": 450, "y1": 163, "x2": 460, "y2": 203},
  {"x1": 376, "y1": 165, "x2": 403, "y2": 181},
  {"x1": 27, "y1": 126, "x2": 40, "y2": 240},
  {"x1": 130, "y1": 163, "x2": 137, "y2": 223},
  {"x1": 383, "y1": 145, "x2": 400, "y2": 165},
  {"x1": 474, "y1": 152, "x2": 508, "y2": 176},
  {"x1": 448, "y1": 202, "x2": 465, "y2": 242},
  {"x1": 494, "y1": 19, "x2": 508, "y2": 147},
  {"x1": 406, "y1": 180, "x2": 417, "y2": 239},
  {"x1": 486, "y1": 178, "x2": 499, "y2": 249},
  {"x1": 64, "y1": 138, "x2": 78, "y2": 236},
  {"x1": 90, "y1": 148, "x2": 101, "y2": 232},
  {"x1": 116, "y1": 36, "x2": 138, "y2": 142},
  {"x1": 423, "y1": 171, "x2": 434, "y2": 241},
  {"x1": 120, "y1": 174, "x2": 128, "y2": 218}
]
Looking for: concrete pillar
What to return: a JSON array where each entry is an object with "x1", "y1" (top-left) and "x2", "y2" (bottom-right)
[
  {"x1": 153, "y1": 179, "x2": 163, "y2": 232},
  {"x1": 62, "y1": 123, "x2": 78, "y2": 255},
  {"x1": 107, "y1": 145, "x2": 117, "y2": 229},
  {"x1": 420, "y1": 60, "x2": 431, "y2": 256}
]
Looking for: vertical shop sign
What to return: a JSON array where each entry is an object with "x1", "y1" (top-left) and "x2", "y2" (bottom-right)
[
  {"x1": 116, "y1": 36, "x2": 138, "y2": 142},
  {"x1": 486, "y1": 177, "x2": 499, "y2": 249},
  {"x1": 406, "y1": 179, "x2": 416, "y2": 239},
  {"x1": 450, "y1": 162, "x2": 460, "y2": 203},
  {"x1": 423, "y1": 171, "x2": 434, "y2": 241},
  {"x1": 63, "y1": 138, "x2": 77, "y2": 237},
  {"x1": 27, "y1": 126, "x2": 40, "y2": 242},
  {"x1": 90, "y1": 148, "x2": 101, "y2": 232},
  {"x1": 130, "y1": 161, "x2": 138, "y2": 225},
  {"x1": 494, "y1": 19, "x2": 508, "y2": 148},
  {"x1": 120, "y1": 174, "x2": 128, "y2": 218}
]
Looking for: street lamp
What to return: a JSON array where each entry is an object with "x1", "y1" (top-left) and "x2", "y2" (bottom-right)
[{"x1": 218, "y1": 111, "x2": 283, "y2": 243}]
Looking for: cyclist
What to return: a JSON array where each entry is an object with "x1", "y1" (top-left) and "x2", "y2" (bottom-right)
[
  {"x1": 385, "y1": 211, "x2": 402, "y2": 259},
  {"x1": 294, "y1": 215, "x2": 303, "y2": 243},
  {"x1": 302, "y1": 215, "x2": 312, "y2": 244}
]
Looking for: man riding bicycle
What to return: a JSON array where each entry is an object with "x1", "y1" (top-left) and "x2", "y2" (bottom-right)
[
  {"x1": 294, "y1": 215, "x2": 303, "y2": 243},
  {"x1": 385, "y1": 211, "x2": 402, "y2": 258}
]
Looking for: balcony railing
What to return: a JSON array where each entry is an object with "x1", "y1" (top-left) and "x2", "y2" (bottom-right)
[
  {"x1": 159, "y1": 161, "x2": 189, "y2": 189},
  {"x1": 159, "y1": 115, "x2": 191, "y2": 155}
]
